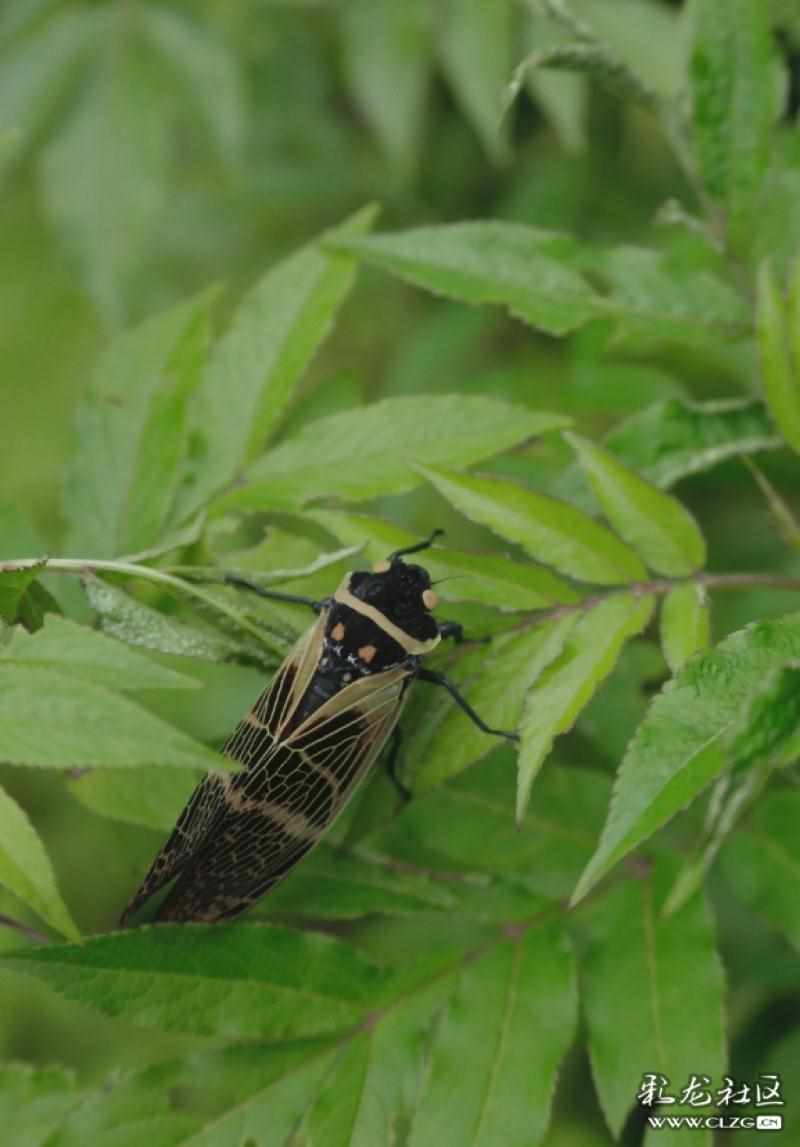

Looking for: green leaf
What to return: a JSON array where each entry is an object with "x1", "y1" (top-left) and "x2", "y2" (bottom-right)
[
  {"x1": 0, "y1": 9, "x2": 94, "y2": 174},
  {"x1": 0, "y1": 1063, "x2": 83, "y2": 1147},
  {"x1": 664, "y1": 666, "x2": 797, "y2": 914},
  {"x1": 159, "y1": 980, "x2": 453, "y2": 1147},
  {"x1": 332, "y1": 223, "x2": 604, "y2": 336},
  {"x1": 611, "y1": 398, "x2": 778, "y2": 487},
  {"x1": 335, "y1": 227, "x2": 749, "y2": 343},
  {"x1": 279, "y1": 371, "x2": 364, "y2": 439},
  {"x1": 1, "y1": 614, "x2": 199, "y2": 691},
  {"x1": 508, "y1": 40, "x2": 656, "y2": 111},
  {"x1": 590, "y1": 245, "x2": 749, "y2": 338},
  {"x1": 662, "y1": 668, "x2": 800, "y2": 914},
  {"x1": 757, "y1": 260, "x2": 800, "y2": 453},
  {"x1": 0, "y1": 784, "x2": 80, "y2": 940},
  {"x1": 442, "y1": 878, "x2": 552, "y2": 927},
  {"x1": 0, "y1": 502, "x2": 45, "y2": 556},
  {"x1": 735, "y1": 1028, "x2": 800, "y2": 1144},
  {"x1": 341, "y1": 0, "x2": 431, "y2": 177},
  {"x1": 66, "y1": 666, "x2": 267, "y2": 828},
  {"x1": 565, "y1": 433, "x2": 707, "y2": 575},
  {"x1": 557, "y1": 398, "x2": 780, "y2": 509},
  {"x1": 689, "y1": 0, "x2": 774, "y2": 256},
  {"x1": 39, "y1": 28, "x2": 171, "y2": 320},
  {"x1": 725, "y1": 664, "x2": 800, "y2": 771},
  {"x1": 409, "y1": 621, "x2": 578, "y2": 793},
  {"x1": 518, "y1": 594, "x2": 654, "y2": 819},
  {"x1": 744, "y1": 456, "x2": 800, "y2": 548},
  {"x1": 661, "y1": 777, "x2": 750, "y2": 920},
  {"x1": 0, "y1": 559, "x2": 45, "y2": 622},
  {"x1": 370, "y1": 754, "x2": 612, "y2": 903},
  {"x1": 0, "y1": 518, "x2": 64, "y2": 630},
  {"x1": 16, "y1": 582, "x2": 62, "y2": 634},
  {"x1": 313, "y1": 511, "x2": 581, "y2": 609},
  {"x1": 121, "y1": 298, "x2": 214, "y2": 554},
  {"x1": 660, "y1": 584, "x2": 710, "y2": 674},
  {"x1": 44, "y1": 1083, "x2": 198, "y2": 1147},
  {"x1": 83, "y1": 577, "x2": 270, "y2": 667},
  {"x1": 580, "y1": 640, "x2": 666, "y2": 764},
  {"x1": 221, "y1": 400, "x2": 569, "y2": 513},
  {"x1": 158, "y1": 986, "x2": 459, "y2": 1147},
  {"x1": 143, "y1": 6, "x2": 244, "y2": 166},
  {"x1": 0, "y1": 664, "x2": 225, "y2": 771},
  {"x1": 62, "y1": 291, "x2": 215, "y2": 557},
  {"x1": 1, "y1": 0, "x2": 54, "y2": 44},
  {"x1": 67, "y1": 766, "x2": 197, "y2": 832},
  {"x1": 418, "y1": 463, "x2": 646, "y2": 585},
  {"x1": 720, "y1": 789, "x2": 800, "y2": 951},
  {"x1": 581, "y1": 858, "x2": 725, "y2": 1137},
  {"x1": 180, "y1": 542, "x2": 362, "y2": 594},
  {"x1": 141, "y1": 659, "x2": 267, "y2": 746},
  {"x1": 558, "y1": 0, "x2": 687, "y2": 98},
  {"x1": 299, "y1": 978, "x2": 453, "y2": 1147},
  {"x1": 43, "y1": 1045, "x2": 345, "y2": 1147},
  {"x1": 409, "y1": 923, "x2": 577, "y2": 1147},
  {"x1": 790, "y1": 255, "x2": 800, "y2": 384},
  {"x1": 3, "y1": 923, "x2": 394, "y2": 1039},
  {"x1": 262, "y1": 844, "x2": 456, "y2": 919},
  {"x1": 438, "y1": 0, "x2": 512, "y2": 164},
  {"x1": 179, "y1": 206, "x2": 377, "y2": 518},
  {"x1": 573, "y1": 610, "x2": 800, "y2": 903},
  {"x1": 170, "y1": 1045, "x2": 339, "y2": 1147},
  {"x1": 521, "y1": 10, "x2": 586, "y2": 153}
]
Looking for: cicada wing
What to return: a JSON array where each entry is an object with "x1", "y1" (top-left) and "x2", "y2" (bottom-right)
[
  {"x1": 120, "y1": 619, "x2": 324, "y2": 925},
  {"x1": 120, "y1": 769, "x2": 229, "y2": 925},
  {"x1": 155, "y1": 666, "x2": 410, "y2": 923}
]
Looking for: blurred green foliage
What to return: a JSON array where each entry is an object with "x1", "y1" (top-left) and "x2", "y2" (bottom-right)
[
  {"x1": 0, "y1": 0, "x2": 709, "y2": 533},
  {"x1": 2, "y1": 0, "x2": 800, "y2": 1144}
]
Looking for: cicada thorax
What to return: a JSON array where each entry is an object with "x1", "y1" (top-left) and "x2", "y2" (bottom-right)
[{"x1": 333, "y1": 564, "x2": 441, "y2": 656}]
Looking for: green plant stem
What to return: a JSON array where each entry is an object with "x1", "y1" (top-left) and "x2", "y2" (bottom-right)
[
  {"x1": 527, "y1": 571, "x2": 800, "y2": 626},
  {"x1": 0, "y1": 556, "x2": 284, "y2": 654},
  {"x1": 743, "y1": 457, "x2": 800, "y2": 549}
]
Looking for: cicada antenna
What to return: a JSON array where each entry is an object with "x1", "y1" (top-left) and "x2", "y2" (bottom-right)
[{"x1": 388, "y1": 528, "x2": 445, "y2": 563}]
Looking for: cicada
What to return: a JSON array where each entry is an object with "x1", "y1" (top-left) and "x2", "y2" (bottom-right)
[{"x1": 122, "y1": 532, "x2": 517, "y2": 924}]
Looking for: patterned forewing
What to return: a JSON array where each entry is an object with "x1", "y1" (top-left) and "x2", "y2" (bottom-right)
[
  {"x1": 120, "y1": 621, "x2": 324, "y2": 924},
  {"x1": 119, "y1": 770, "x2": 229, "y2": 924},
  {"x1": 156, "y1": 664, "x2": 410, "y2": 922}
]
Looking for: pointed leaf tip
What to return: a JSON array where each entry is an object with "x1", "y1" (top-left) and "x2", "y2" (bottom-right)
[
  {"x1": 418, "y1": 462, "x2": 646, "y2": 586},
  {"x1": 564, "y1": 431, "x2": 706, "y2": 575}
]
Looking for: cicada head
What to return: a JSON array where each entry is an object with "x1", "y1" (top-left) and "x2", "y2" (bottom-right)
[{"x1": 348, "y1": 555, "x2": 439, "y2": 644}]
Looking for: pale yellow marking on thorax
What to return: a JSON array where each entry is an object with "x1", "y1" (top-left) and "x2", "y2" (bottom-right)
[{"x1": 333, "y1": 580, "x2": 440, "y2": 656}]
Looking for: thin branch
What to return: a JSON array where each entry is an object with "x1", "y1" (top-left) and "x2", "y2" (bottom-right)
[
  {"x1": 0, "y1": 555, "x2": 284, "y2": 655},
  {"x1": 697, "y1": 572, "x2": 800, "y2": 592},
  {"x1": 743, "y1": 457, "x2": 800, "y2": 550},
  {"x1": 0, "y1": 913, "x2": 51, "y2": 945},
  {"x1": 524, "y1": 572, "x2": 800, "y2": 627}
]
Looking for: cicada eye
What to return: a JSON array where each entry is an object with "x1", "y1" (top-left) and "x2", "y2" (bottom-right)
[
  {"x1": 372, "y1": 559, "x2": 391, "y2": 574},
  {"x1": 422, "y1": 588, "x2": 438, "y2": 611}
]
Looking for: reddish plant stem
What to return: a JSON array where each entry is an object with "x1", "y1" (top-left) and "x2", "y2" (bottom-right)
[{"x1": 524, "y1": 572, "x2": 800, "y2": 626}]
